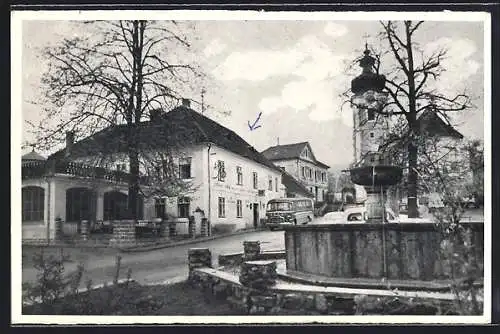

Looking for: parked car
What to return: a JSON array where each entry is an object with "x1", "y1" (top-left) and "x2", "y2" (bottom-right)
[{"x1": 318, "y1": 207, "x2": 429, "y2": 224}]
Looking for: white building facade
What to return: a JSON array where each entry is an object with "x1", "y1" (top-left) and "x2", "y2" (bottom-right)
[
  {"x1": 21, "y1": 103, "x2": 285, "y2": 241},
  {"x1": 261, "y1": 142, "x2": 329, "y2": 203}
]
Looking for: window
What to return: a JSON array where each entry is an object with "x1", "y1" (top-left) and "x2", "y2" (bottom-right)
[
  {"x1": 218, "y1": 197, "x2": 226, "y2": 218},
  {"x1": 178, "y1": 197, "x2": 190, "y2": 218},
  {"x1": 116, "y1": 163, "x2": 127, "y2": 172},
  {"x1": 216, "y1": 160, "x2": 226, "y2": 182},
  {"x1": 236, "y1": 199, "x2": 242, "y2": 218},
  {"x1": 236, "y1": 166, "x2": 243, "y2": 185},
  {"x1": 307, "y1": 168, "x2": 313, "y2": 179},
  {"x1": 66, "y1": 188, "x2": 95, "y2": 222},
  {"x1": 154, "y1": 198, "x2": 166, "y2": 218},
  {"x1": 103, "y1": 191, "x2": 128, "y2": 221},
  {"x1": 275, "y1": 177, "x2": 278, "y2": 192},
  {"x1": 321, "y1": 172, "x2": 326, "y2": 183},
  {"x1": 179, "y1": 157, "x2": 192, "y2": 179},
  {"x1": 267, "y1": 201, "x2": 292, "y2": 211},
  {"x1": 22, "y1": 186, "x2": 44, "y2": 221},
  {"x1": 315, "y1": 171, "x2": 319, "y2": 182},
  {"x1": 367, "y1": 108, "x2": 375, "y2": 121},
  {"x1": 103, "y1": 191, "x2": 143, "y2": 220},
  {"x1": 301, "y1": 167, "x2": 305, "y2": 178},
  {"x1": 370, "y1": 132, "x2": 374, "y2": 138},
  {"x1": 253, "y1": 172, "x2": 258, "y2": 189},
  {"x1": 268, "y1": 176, "x2": 273, "y2": 191}
]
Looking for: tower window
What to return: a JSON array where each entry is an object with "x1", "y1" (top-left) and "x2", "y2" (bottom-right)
[{"x1": 367, "y1": 109, "x2": 375, "y2": 121}]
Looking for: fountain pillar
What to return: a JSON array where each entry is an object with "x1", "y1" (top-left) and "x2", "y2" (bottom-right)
[{"x1": 364, "y1": 185, "x2": 385, "y2": 223}]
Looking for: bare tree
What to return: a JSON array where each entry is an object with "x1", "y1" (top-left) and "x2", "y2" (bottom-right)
[
  {"x1": 343, "y1": 21, "x2": 473, "y2": 218},
  {"x1": 29, "y1": 20, "x2": 205, "y2": 220}
]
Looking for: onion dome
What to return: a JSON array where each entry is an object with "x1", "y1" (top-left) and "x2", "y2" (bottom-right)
[{"x1": 351, "y1": 44, "x2": 386, "y2": 94}]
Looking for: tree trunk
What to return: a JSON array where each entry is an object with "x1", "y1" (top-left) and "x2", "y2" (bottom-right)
[
  {"x1": 407, "y1": 141, "x2": 419, "y2": 218},
  {"x1": 405, "y1": 21, "x2": 419, "y2": 218},
  {"x1": 126, "y1": 20, "x2": 141, "y2": 221}
]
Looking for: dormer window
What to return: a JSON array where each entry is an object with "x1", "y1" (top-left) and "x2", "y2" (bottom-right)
[{"x1": 367, "y1": 108, "x2": 375, "y2": 121}]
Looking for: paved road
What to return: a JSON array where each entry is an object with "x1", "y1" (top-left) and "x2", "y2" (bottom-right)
[
  {"x1": 22, "y1": 230, "x2": 285, "y2": 288},
  {"x1": 22, "y1": 208, "x2": 483, "y2": 289}
]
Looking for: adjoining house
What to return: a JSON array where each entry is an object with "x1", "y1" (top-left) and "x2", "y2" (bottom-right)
[
  {"x1": 21, "y1": 100, "x2": 288, "y2": 241},
  {"x1": 381, "y1": 109, "x2": 473, "y2": 210},
  {"x1": 261, "y1": 142, "x2": 330, "y2": 203}
]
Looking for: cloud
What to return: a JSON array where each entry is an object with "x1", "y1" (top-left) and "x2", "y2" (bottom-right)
[
  {"x1": 214, "y1": 34, "x2": 354, "y2": 124},
  {"x1": 323, "y1": 22, "x2": 348, "y2": 38},
  {"x1": 212, "y1": 49, "x2": 305, "y2": 81},
  {"x1": 203, "y1": 38, "x2": 227, "y2": 58},
  {"x1": 258, "y1": 97, "x2": 285, "y2": 114},
  {"x1": 244, "y1": 34, "x2": 353, "y2": 125}
]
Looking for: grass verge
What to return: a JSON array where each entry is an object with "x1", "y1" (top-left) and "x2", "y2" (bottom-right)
[{"x1": 23, "y1": 280, "x2": 245, "y2": 315}]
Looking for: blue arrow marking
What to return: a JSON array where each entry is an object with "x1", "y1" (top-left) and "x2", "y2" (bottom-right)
[{"x1": 248, "y1": 112, "x2": 262, "y2": 131}]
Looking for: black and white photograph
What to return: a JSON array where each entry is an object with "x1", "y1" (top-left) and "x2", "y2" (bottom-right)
[{"x1": 11, "y1": 10, "x2": 491, "y2": 324}]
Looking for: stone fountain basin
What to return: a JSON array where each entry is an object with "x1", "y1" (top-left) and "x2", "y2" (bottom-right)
[{"x1": 350, "y1": 165, "x2": 403, "y2": 186}]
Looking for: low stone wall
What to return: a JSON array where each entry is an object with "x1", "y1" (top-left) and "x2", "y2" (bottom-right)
[
  {"x1": 109, "y1": 220, "x2": 136, "y2": 247},
  {"x1": 189, "y1": 266, "x2": 453, "y2": 315},
  {"x1": 189, "y1": 246, "x2": 458, "y2": 315},
  {"x1": 218, "y1": 250, "x2": 286, "y2": 267},
  {"x1": 243, "y1": 241, "x2": 260, "y2": 260}
]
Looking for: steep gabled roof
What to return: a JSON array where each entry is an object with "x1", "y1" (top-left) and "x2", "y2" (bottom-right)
[
  {"x1": 48, "y1": 106, "x2": 281, "y2": 173},
  {"x1": 261, "y1": 142, "x2": 330, "y2": 169},
  {"x1": 261, "y1": 142, "x2": 309, "y2": 161},
  {"x1": 416, "y1": 109, "x2": 464, "y2": 139},
  {"x1": 281, "y1": 170, "x2": 314, "y2": 198}
]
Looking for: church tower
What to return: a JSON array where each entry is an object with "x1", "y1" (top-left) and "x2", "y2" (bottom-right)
[{"x1": 350, "y1": 45, "x2": 390, "y2": 167}]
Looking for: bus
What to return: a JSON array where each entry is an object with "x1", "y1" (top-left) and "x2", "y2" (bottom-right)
[{"x1": 265, "y1": 198, "x2": 314, "y2": 230}]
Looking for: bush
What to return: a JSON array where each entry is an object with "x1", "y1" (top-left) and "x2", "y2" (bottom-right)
[{"x1": 22, "y1": 249, "x2": 139, "y2": 315}]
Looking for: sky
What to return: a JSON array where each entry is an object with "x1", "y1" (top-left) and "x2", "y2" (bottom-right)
[{"x1": 20, "y1": 16, "x2": 485, "y2": 170}]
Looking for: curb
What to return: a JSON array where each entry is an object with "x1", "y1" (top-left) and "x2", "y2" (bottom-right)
[
  {"x1": 119, "y1": 227, "x2": 268, "y2": 253},
  {"x1": 22, "y1": 228, "x2": 269, "y2": 252}
]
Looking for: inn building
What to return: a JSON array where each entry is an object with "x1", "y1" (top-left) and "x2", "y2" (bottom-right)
[{"x1": 21, "y1": 100, "x2": 311, "y2": 241}]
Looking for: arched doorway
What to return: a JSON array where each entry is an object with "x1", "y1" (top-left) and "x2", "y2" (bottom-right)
[
  {"x1": 103, "y1": 191, "x2": 145, "y2": 221},
  {"x1": 104, "y1": 191, "x2": 128, "y2": 221},
  {"x1": 65, "y1": 187, "x2": 96, "y2": 235}
]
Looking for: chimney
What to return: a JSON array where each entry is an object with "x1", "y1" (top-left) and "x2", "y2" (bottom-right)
[
  {"x1": 182, "y1": 98, "x2": 191, "y2": 108},
  {"x1": 65, "y1": 131, "x2": 75, "y2": 157},
  {"x1": 277, "y1": 137, "x2": 280, "y2": 146}
]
